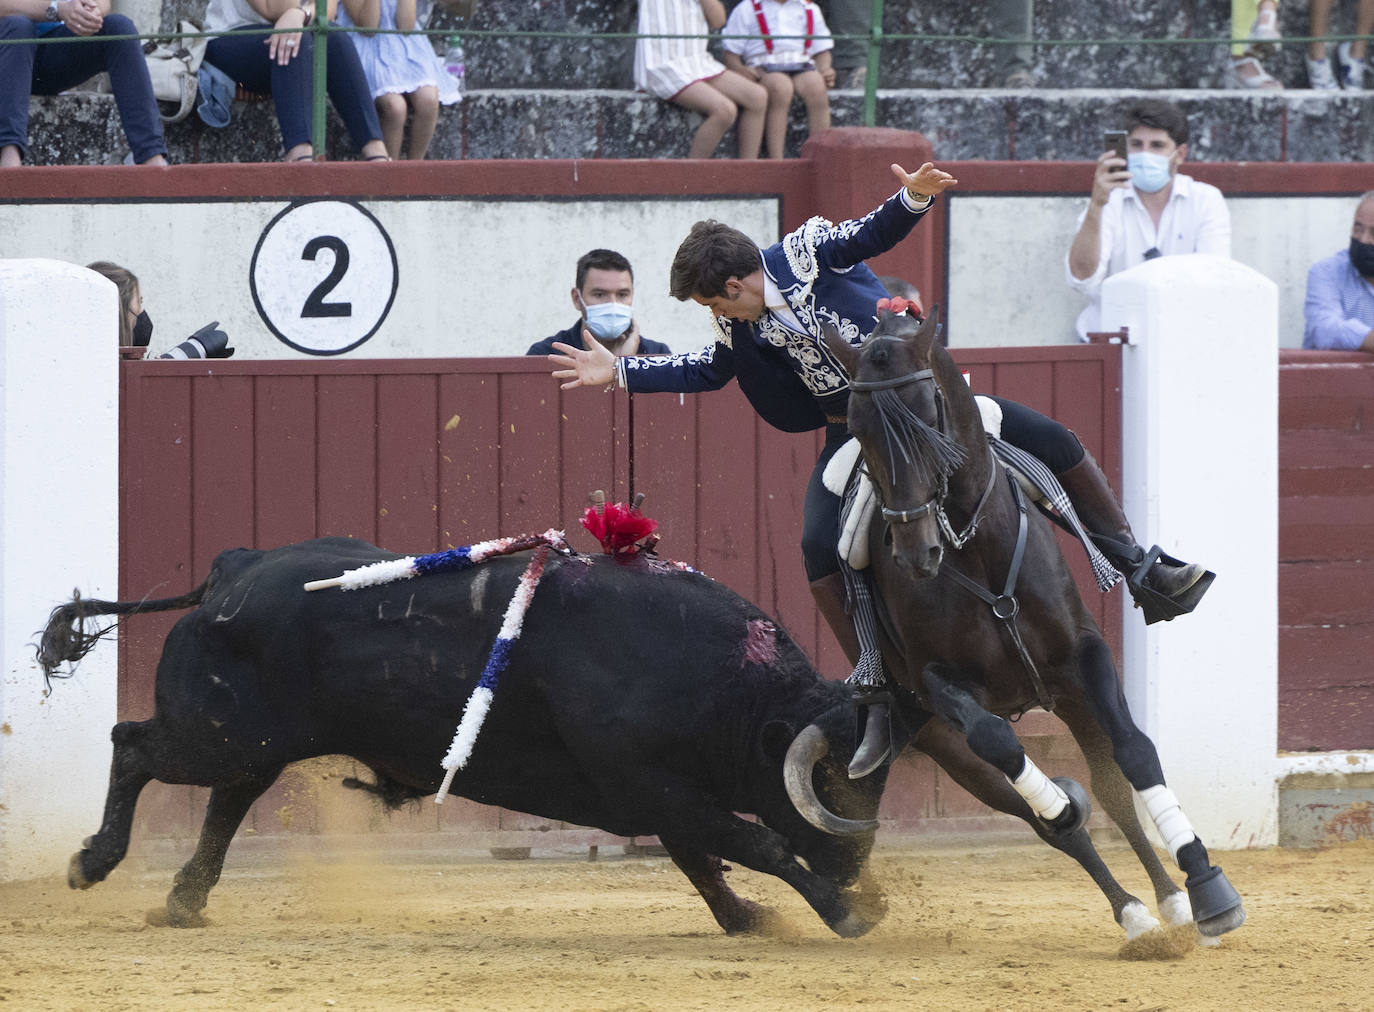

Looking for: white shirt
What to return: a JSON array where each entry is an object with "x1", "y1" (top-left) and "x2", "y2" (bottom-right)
[
  {"x1": 722, "y1": 0, "x2": 833, "y2": 67},
  {"x1": 1065, "y1": 173, "x2": 1232, "y2": 340}
]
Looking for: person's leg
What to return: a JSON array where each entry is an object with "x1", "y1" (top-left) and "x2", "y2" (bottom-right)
[
  {"x1": 206, "y1": 27, "x2": 308, "y2": 157},
  {"x1": 91, "y1": 15, "x2": 168, "y2": 165},
  {"x1": 1354, "y1": 0, "x2": 1374, "y2": 60},
  {"x1": 991, "y1": 396, "x2": 1209, "y2": 616},
  {"x1": 791, "y1": 68, "x2": 830, "y2": 139},
  {"x1": 707, "y1": 70, "x2": 765, "y2": 159},
  {"x1": 375, "y1": 92, "x2": 408, "y2": 160},
  {"x1": 1308, "y1": 0, "x2": 1332, "y2": 61},
  {"x1": 323, "y1": 32, "x2": 386, "y2": 158},
  {"x1": 990, "y1": 0, "x2": 1033, "y2": 85},
  {"x1": 759, "y1": 71, "x2": 793, "y2": 160},
  {"x1": 0, "y1": 15, "x2": 38, "y2": 165},
  {"x1": 670, "y1": 78, "x2": 738, "y2": 159},
  {"x1": 819, "y1": 0, "x2": 870, "y2": 86},
  {"x1": 404, "y1": 85, "x2": 439, "y2": 160}
]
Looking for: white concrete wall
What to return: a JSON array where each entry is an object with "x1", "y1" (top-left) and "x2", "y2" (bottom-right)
[
  {"x1": 1104, "y1": 255, "x2": 1279, "y2": 849},
  {"x1": 0, "y1": 198, "x2": 778, "y2": 360},
  {"x1": 0, "y1": 260, "x2": 120, "y2": 883},
  {"x1": 948, "y1": 193, "x2": 1358, "y2": 349}
]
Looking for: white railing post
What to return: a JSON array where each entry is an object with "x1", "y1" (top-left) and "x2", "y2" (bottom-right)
[
  {"x1": 0, "y1": 260, "x2": 120, "y2": 882},
  {"x1": 1104, "y1": 254, "x2": 1279, "y2": 849}
]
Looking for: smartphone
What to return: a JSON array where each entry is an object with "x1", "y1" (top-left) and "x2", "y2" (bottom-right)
[{"x1": 1104, "y1": 130, "x2": 1128, "y2": 162}]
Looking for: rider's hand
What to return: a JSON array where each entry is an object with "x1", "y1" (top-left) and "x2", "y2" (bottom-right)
[
  {"x1": 891, "y1": 162, "x2": 959, "y2": 202},
  {"x1": 549, "y1": 330, "x2": 616, "y2": 390}
]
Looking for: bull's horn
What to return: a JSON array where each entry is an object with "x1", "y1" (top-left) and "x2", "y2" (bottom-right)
[{"x1": 783, "y1": 724, "x2": 879, "y2": 836}]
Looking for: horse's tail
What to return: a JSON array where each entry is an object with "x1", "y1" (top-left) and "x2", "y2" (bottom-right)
[{"x1": 36, "y1": 582, "x2": 211, "y2": 690}]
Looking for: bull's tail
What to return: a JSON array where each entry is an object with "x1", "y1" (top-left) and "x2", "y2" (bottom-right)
[{"x1": 36, "y1": 582, "x2": 210, "y2": 689}]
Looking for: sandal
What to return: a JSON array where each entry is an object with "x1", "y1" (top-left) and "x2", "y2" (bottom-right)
[{"x1": 1229, "y1": 55, "x2": 1281, "y2": 90}]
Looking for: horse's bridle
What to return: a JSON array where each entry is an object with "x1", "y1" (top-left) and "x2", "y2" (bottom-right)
[
  {"x1": 849, "y1": 361, "x2": 1054, "y2": 713},
  {"x1": 848, "y1": 366, "x2": 997, "y2": 548}
]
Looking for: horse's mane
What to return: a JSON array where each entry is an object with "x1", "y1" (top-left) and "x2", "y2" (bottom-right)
[{"x1": 860, "y1": 331, "x2": 969, "y2": 487}]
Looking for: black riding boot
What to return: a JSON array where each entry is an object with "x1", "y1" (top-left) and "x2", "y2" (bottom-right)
[
  {"x1": 1056, "y1": 450, "x2": 1214, "y2": 624},
  {"x1": 809, "y1": 572, "x2": 891, "y2": 777}
]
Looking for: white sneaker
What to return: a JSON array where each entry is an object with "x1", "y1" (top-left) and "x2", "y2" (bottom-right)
[
  {"x1": 1246, "y1": 7, "x2": 1281, "y2": 57},
  {"x1": 1308, "y1": 55, "x2": 1339, "y2": 90},
  {"x1": 1336, "y1": 41, "x2": 1366, "y2": 90}
]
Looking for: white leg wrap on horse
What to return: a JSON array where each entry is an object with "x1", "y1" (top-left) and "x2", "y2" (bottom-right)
[
  {"x1": 1137, "y1": 785, "x2": 1198, "y2": 863},
  {"x1": 1008, "y1": 758, "x2": 1068, "y2": 821}
]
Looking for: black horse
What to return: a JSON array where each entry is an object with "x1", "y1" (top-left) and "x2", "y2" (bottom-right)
[{"x1": 804, "y1": 306, "x2": 1245, "y2": 941}]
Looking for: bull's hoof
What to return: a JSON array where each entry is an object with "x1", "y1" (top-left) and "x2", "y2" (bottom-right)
[
  {"x1": 1042, "y1": 777, "x2": 1091, "y2": 838},
  {"x1": 1186, "y1": 865, "x2": 1245, "y2": 937},
  {"x1": 67, "y1": 851, "x2": 94, "y2": 890}
]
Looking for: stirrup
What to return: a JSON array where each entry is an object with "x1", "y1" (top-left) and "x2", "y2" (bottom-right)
[
  {"x1": 848, "y1": 692, "x2": 893, "y2": 780},
  {"x1": 1125, "y1": 545, "x2": 1216, "y2": 625}
]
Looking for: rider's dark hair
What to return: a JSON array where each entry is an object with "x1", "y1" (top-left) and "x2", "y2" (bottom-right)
[{"x1": 669, "y1": 220, "x2": 762, "y2": 300}]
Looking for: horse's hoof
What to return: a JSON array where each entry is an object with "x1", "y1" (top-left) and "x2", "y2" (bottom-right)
[
  {"x1": 1158, "y1": 889, "x2": 1193, "y2": 927},
  {"x1": 155, "y1": 894, "x2": 208, "y2": 928},
  {"x1": 1043, "y1": 776, "x2": 1091, "y2": 837},
  {"x1": 1186, "y1": 865, "x2": 1245, "y2": 937},
  {"x1": 1117, "y1": 900, "x2": 1161, "y2": 940},
  {"x1": 67, "y1": 851, "x2": 93, "y2": 890},
  {"x1": 829, "y1": 911, "x2": 878, "y2": 938}
]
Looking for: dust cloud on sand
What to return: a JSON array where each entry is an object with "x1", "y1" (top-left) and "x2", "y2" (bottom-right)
[{"x1": 0, "y1": 840, "x2": 1370, "y2": 1011}]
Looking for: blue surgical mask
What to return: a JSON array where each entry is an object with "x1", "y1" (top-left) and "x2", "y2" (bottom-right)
[
  {"x1": 1127, "y1": 151, "x2": 1173, "y2": 194},
  {"x1": 583, "y1": 300, "x2": 633, "y2": 341}
]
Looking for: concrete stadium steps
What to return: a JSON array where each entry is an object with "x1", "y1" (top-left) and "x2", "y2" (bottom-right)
[{"x1": 26, "y1": 87, "x2": 1374, "y2": 166}]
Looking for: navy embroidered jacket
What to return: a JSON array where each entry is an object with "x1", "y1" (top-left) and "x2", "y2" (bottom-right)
[{"x1": 621, "y1": 189, "x2": 933, "y2": 432}]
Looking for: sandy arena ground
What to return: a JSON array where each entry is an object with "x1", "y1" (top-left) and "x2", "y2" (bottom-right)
[{"x1": 1, "y1": 839, "x2": 1370, "y2": 1011}]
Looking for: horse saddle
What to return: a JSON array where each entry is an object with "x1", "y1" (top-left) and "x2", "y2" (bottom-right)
[{"x1": 823, "y1": 395, "x2": 1050, "y2": 571}]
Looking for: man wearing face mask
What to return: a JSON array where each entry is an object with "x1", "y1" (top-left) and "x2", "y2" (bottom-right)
[
  {"x1": 525, "y1": 249, "x2": 672, "y2": 357},
  {"x1": 1303, "y1": 192, "x2": 1374, "y2": 353},
  {"x1": 1065, "y1": 99, "x2": 1232, "y2": 343}
]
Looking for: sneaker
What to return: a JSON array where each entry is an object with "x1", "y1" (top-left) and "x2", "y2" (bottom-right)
[
  {"x1": 1002, "y1": 68, "x2": 1037, "y2": 88},
  {"x1": 1308, "y1": 54, "x2": 1339, "y2": 90},
  {"x1": 1336, "y1": 41, "x2": 1366, "y2": 90}
]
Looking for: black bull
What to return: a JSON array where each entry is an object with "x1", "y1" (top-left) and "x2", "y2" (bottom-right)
[{"x1": 38, "y1": 537, "x2": 900, "y2": 937}]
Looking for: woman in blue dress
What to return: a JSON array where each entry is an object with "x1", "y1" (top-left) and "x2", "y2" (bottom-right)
[{"x1": 336, "y1": 0, "x2": 461, "y2": 160}]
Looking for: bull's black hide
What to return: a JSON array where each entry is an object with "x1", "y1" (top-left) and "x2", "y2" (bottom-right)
[{"x1": 40, "y1": 537, "x2": 893, "y2": 936}]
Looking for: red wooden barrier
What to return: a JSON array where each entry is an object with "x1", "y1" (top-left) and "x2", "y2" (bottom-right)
[{"x1": 116, "y1": 347, "x2": 1121, "y2": 849}]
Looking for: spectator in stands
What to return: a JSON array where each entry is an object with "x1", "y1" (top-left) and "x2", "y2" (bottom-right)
[
  {"x1": 0, "y1": 0, "x2": 169, "y2": 167},
  {"x1": 820, "y1": 2, "x2": 1036, "y2": 89},
  {"x1": 527, "y1": 249, "x2": 671, "y2": 357},
  {"x1": 203, "y1": 0, "x2": 390, "y2": 162},
  {"x1": 1066, "y1": 99, "x2": 1231, "y2": 342},
  {"x1": 1303, "y1": 192, "x2": 1374, "y2": 351},
  {"x1": 634, "y1": 0, "x2": 767, "y2": 159},
  {"x1": 721, "y1": 0, "x2": 833, "y2": 159},
  {"x1": 335, "y1": 0, "x2": 460, "y2": 160},
  {"x1": 1306, "y1": 0, "x2": 1371, "y2": 89},
  {"x1": 87, "y1": 261, "x2": 235, "y2": 358},
  {"x1": 1229, "y1": 0, "x2": 1282, "y2": 89}
]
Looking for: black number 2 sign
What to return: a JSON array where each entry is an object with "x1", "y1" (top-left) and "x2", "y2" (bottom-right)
[{"x1": 251, "y1": 200, "x2": 398, "y2": 355}]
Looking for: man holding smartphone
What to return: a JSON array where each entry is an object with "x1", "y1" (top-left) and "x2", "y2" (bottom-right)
[{"x1": 1065, "y1": 99, "x2": 1231, "y2": 342}]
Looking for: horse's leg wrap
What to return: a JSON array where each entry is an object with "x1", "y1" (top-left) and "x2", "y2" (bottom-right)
[
  {"x1": 1009, "y1": 756, "x2": 1068, "y2": 821},
  {"x1": 1136, "y1": 784, "x2": 1198, "y2": 863}
]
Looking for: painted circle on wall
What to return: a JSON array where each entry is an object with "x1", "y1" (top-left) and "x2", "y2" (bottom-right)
[{"x1": 250, "y1": 200, "x2": 399, "y2": 356}]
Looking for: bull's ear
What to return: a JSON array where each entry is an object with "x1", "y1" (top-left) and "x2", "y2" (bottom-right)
[
  {"x1": 760, "y1": 719, "x2": 797, "y2": 764},
  {"x1": 822, "y1": 321, "x2": 857, "y2": 375}
]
